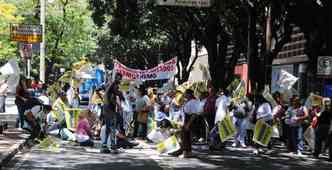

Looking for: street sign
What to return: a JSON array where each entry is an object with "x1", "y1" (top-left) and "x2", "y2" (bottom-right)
[
  {"x1": 10, "y1": 24, "x2": 42, "y2": 43},
  {"x1": 317, "y1": 56, "x2": 332, "y2": 76},
  {"x1": 19, "y1": 43, "x2": 33, "y2": 60},
  {"x1": 156, "y1": 0, "x2": 211, "y2": 8}
]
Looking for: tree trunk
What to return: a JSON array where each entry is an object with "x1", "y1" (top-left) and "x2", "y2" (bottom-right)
[
  {"x1": 225, "y1": 33, "x2": 241, "y2": 85},
  {"x1": 247, "y1": 4, "x2": 260, "y2": 93},
  {"x1": 176, "y1": 36, "x2": 192, "y2": 84},
  {"x1": 206, "y1": 12, "x2": 224, "y2": 89}
]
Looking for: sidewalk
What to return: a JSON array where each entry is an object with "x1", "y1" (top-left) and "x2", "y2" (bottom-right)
[
  {"x1": 0, "y1": 96, "x2": 28, "y2": 168},
  {"x1": 0, "y1": 95, "x2": 19, "y2": 128},
  {"x1": 0, "y1": 128, "x2": 29, "y2": 168}
]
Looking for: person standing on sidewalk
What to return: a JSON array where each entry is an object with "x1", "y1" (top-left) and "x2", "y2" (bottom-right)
[
  {"x1": 15, "y1": 77, "x2": 31, "y2": 128},
  {"x1": 285, "y1": 96, "x2": 308, "y2": 156},
  {"x1": 0, "y1": 79, "x2": 8, "y2": 113},
  {"x1": 313, "y1": 98, "x2": 332, "y2": 161},
  {"x1": 100, "y1": 73, "x2": 124, "y2": 154},
  {"x1": 180, "y1": 89, "x2": 201, "y2": 158}
]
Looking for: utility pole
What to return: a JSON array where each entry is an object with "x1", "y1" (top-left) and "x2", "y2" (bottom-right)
[
  {"x1": 40, "y1": 0, "x2": 46, "y2": 83},
  {"x1": 246, "y1": 1, "x2": 255, "y2": 95},
  {"x1": 264, "y1": 5, "x2": 272, "y2": 86}
]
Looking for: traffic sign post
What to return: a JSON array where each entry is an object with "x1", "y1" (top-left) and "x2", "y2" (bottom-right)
[
  {"x1": 155, "y1": 0, "x2": 212, "y2": 8},
  {"x1": 10, "y1": 24, "x2": 42, "y2": 43}
]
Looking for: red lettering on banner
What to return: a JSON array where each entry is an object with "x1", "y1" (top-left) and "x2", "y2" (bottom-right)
[{"x1": 114, "y1": 57, "x2": 176, "y2": 80}]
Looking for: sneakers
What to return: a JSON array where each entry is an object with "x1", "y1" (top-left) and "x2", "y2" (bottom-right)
[
  {"x1": 110, "y1": 146, "x2": 120, "y2": 154},
  {"x1": 232, "y1": 142, "x2": 246, "y2": 148},
  {"x1": 100, "y1": 146, "x2": 111, "y2": 154},
  {"x1": 253, "y1": 150, "x2": 259, "y2": 155},
  {"x1": 111, "y1": 148, "x2": 119, "y2": 154},
  {"x1": 179, "y1": 152, "x2": 194, "y2": 158},
  {"x1": 198, "y1": 138, "x2": 205, "y2": 143},
  {"x1": 313, "y1": 154, "x2": 319, "y2": 159},
  {"x1": 297, "y1": 150, "x2": 303, "y2": 156}
]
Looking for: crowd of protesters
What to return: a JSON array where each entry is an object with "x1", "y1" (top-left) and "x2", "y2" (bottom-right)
[{"x1": 11, "y1": 74, "x2": 332, "y2": 161}]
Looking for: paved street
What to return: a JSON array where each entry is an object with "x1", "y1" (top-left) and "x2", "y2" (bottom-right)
[
  {"x1": 0, "y1": 95, "x2": 18, "y2": 128},
  {"x1": 3, "y1": 137, "x2": 332, "y2": 170}
]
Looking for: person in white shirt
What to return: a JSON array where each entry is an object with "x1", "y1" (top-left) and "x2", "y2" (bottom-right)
[
  {"x1": 215, "y1": 91, "x2": 231, "y2": 124},
  {"x1": 134, "y1": 86, "x2": 150, "y2": 138},
  {"x1": 0, "y1": 80, "x2": 8, "y2": 113},
  {"x1": 253, "y1": 95, "x2": 273, "y2": 154},
  {"x1": 38, "y1": 91, "x2": 51, "y2": 105},
  {"x1": 178, "y1": 89, "x2": 202, "y2": 158},
  {"x1": 24, "y1": 104, "x2": 52, "y2": 140}
]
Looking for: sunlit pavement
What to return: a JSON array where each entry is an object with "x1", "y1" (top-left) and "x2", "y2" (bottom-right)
[{"x1": 3, "y1": 136, "x2": 332, "y2": 170}]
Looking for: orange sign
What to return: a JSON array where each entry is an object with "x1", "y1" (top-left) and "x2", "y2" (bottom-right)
[{"x1": 10, "y1": 24, "x2": 42, "y2": 43}]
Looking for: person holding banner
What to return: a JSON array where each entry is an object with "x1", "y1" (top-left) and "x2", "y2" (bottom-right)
[
  {"x1": 313, "y1": 98, "x2": 332, "y2": 161},
  {"x1": 285, "y1": 96, "x2": 308, "y2": 156}
]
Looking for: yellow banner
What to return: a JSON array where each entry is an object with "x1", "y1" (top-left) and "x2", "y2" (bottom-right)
[
  {"x1": 156, "y1": 135, "x2": 180, "y2": 154},
  {"x1": 218, "y1": 115, "x2": 237, "y2": 142},
  {"x1": 253, "y1": 120, "x2": 273, "y2": 146},
  {"x1": 11, "y1": 34, "x2": 42, "y2": 43}
]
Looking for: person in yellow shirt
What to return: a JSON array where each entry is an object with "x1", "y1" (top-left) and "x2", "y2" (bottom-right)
[{"x1": 51, "y1": 92, "x2": 69, "y2": 129}]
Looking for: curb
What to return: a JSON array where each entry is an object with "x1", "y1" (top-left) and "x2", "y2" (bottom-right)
[{"x1": 0, "y1": 138, "x2": 29, "y2": 169}]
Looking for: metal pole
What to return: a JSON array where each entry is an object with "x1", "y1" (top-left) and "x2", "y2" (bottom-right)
[
  {"x1": 264, "y1": 5, "x2": 272, "y2": 86},
  {"x1": 40, "y1": 0, "x2": 46, "y2": 83},
  {"x1": 27, "y1": 59, "x2": 31, "y2": 79}
]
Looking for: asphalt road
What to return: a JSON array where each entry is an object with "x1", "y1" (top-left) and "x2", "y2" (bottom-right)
[{"x1": 3, "y1": 137, "x2": 332, "y2": 170}]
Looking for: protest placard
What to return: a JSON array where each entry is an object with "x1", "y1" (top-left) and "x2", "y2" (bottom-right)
[
  {"x1": 262, "y1": 85, "x2": 278, "y2": 108},
  {"x1": 218, "y1": 115, "x2": 237, "y2": 142},
  {"x1": 253, "y1": 120, "x2": 273, "y2": 146},
  {"x1": 156, "y1": 135, "x2": 180, "y2": 154}
]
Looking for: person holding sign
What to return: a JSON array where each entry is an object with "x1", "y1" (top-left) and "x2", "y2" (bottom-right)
[
  {"x1": 285, "y1": 96, "x2": 308, "y2": 156},
  {"x1": 253, "y1": 95, "x2": 273, "y2": 155}
]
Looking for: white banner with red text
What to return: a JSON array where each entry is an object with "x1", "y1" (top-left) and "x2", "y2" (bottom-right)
[{"x1": 114, "y1": 58, "x2": 177, "y2": 81}]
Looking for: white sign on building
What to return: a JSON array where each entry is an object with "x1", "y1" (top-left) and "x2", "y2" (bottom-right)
[
  {"x1": 317, "y1": 56, "x2": 332, "y2": 76},
  {"x1": 156, "y1": 0, "x2": 211, "y2": 8}
]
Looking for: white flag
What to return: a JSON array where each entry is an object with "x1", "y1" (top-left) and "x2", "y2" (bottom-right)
[
  {"x1": 0, "y1": 59, "x2": 20, "y2": 75},
  {"x1": 277, "y1": 70, "x2": 298, "y2": 90}
]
